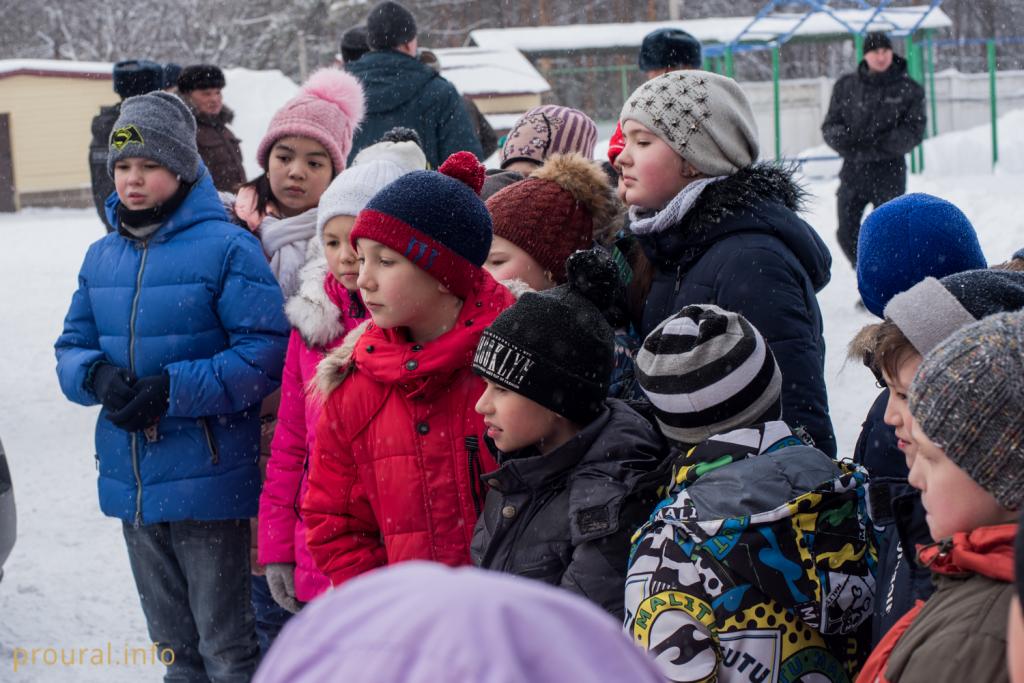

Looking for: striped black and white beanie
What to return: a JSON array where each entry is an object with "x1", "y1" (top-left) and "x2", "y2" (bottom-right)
[{"x1": 636, "y1": 304, "x2": 783, "y2": 447}]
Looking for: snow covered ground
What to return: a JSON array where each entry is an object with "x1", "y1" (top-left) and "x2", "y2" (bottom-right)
[{"x1": 0, "y1": 170, "x2": 1022, "y2": 680}]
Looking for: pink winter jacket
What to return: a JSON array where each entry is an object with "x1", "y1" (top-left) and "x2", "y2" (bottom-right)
[{"x1": 258, "y1": 253, "x2": 365, "y2": 601}]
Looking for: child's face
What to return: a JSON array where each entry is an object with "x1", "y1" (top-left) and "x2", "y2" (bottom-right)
[
  {"x1": 268, "y1": 136, "x2": 333, "y2": 217},
  {"x1": 113, "y1": 158, "x2": 180, "y2": 211},
  {"x1": 881, "y1": 352, "x2": 923, "y2": 468},
  {"x1": 616, "y1": 120, "x2": 688, "y2": 211},
  {"x1": 355, "y1": 238, "x2": 451, "y2": 336},
  {"x1": 475, "y1": 379, "x2": 576, "y2": 454},
  {"x1": 483, "y1": 235, "x2": 555, "y2": 291},
  {"x1": 907, "y1": 415, "x2": 1016, "y2": 540},
  {"x1": 323, "y1": 215, "x2": 359, "y2": 290}
]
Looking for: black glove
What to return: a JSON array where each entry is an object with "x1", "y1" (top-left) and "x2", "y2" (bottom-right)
[
  {"x1": 107, "y1": 374, "x2": 170, "y2": 432},
  {"x1": 90, "y1": 363, "x2": 136, "y2": 413}
]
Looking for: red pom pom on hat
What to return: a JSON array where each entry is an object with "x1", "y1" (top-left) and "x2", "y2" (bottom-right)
[{"x1": 439, "y1": 151, "x2": 485, "y2": 196}]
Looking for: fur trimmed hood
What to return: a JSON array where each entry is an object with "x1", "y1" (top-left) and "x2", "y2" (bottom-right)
[
  {"x1": 314, "y1": 319, "x2": 371, "y2": 397},
  {"x1": 285, "y1": 250, "x2": 347, "y2": 349}
]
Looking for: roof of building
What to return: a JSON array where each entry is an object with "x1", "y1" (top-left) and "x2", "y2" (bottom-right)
[
  {"x1": 433, "y1": 46, "x2": 550, "y2": 96},
  {"x1": 469, "y1": 6, "x2": 952, "y2": 55}
]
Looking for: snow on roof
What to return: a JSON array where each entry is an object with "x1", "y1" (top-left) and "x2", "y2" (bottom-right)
[
  {"x1": 470, "y1": 7, "x2": 952, "y2": 54},
  {"x1": 0, "y1": 59, "x2": 112, "y2": 79},
  {"x1": 433, "y1": 47, "x2": 550, "y2": 96}
]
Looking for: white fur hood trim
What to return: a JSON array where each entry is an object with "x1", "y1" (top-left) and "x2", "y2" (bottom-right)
[{"x1": 285, "y1": 253, "x2": 346, "y2": 348}]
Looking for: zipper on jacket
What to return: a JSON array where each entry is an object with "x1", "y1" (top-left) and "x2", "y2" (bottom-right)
[
  {"x1": 200, "y1": 418, "x2": 220, "y2": 465},
  {"x1": 673, "y1": 265, "x2": 684, "y2": 295},
  {"x1": 128, "y1": 242, "x2": 149, "y2": 527},
  {"x1": 465, "y1": 436, "x2": 482, "y2": 517}
]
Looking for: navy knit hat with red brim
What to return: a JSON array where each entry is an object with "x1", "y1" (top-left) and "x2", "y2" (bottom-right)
[{"x1": 350, "y1": 151, "x2": 490, "y2": 299}]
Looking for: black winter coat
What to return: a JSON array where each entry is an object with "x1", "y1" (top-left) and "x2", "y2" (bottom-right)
[
  {"x1": 470, "y1": 400, "x2": 665, "y2": 618},
  {"x1": 635, "y1": 165, "x2": 837, "y2": 456},
  {"x1": 822, "y1": 56, "x2": 926, "y2": 164},
  {"x1": 89, "y1": 104, "x2": 121, "y2": 232},
  {"x1": 854, "y1": 389, "x2": 907, "y2": 480},
  {"x1": 869, "y1": 478, "x2": 935, "y2": 645},
  {"x1": 346, "y1": 51, "x2": 483, "y2": 168}
]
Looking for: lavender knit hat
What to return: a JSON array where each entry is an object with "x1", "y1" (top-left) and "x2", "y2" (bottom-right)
[
  {"x1": 500, "y1": 106, "x2": 598, "y2": 169},
  {"x1": 257, "y1": 69, "x2": 365, "y2": 174}
]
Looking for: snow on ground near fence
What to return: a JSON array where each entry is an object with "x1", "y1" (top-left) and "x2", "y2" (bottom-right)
[{"x1": 0, "y1": 170, "x2": 1021, "y2": 681}]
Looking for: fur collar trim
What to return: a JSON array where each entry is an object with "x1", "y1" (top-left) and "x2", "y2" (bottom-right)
[
  {"x1": 314, "y1": 319, "x2": 371, "y2": 398},
  {"x1": 683, "y1": 163, "x2": 807, "y2": 235},
  {"x1": 285, "y1": 254, "x2": 346, "y2": 349}
]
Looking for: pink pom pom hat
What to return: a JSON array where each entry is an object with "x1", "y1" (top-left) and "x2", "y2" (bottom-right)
[{"x1": 257, "y1": 68, "x2": 366, "y2": 174}]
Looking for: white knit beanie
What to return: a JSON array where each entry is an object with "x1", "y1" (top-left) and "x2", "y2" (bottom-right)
[
  {"x1": 316, "y1": 159, "x2": 410, "y2": 240},
  {"x1": 620, "y1": 71, "x2": 759, "y2": 176},
  {"x1": 352, "y1": 139, "x2": 427, "y2": 172}
]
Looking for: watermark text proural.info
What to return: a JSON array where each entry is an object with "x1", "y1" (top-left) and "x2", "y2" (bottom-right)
[{"x1": 12, "y1": 642, "x2": 174, "y2": 672}]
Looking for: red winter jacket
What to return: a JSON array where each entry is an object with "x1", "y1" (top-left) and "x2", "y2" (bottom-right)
[{"x1": 303, "y1": 269, "x2": 515, "y2": 586}]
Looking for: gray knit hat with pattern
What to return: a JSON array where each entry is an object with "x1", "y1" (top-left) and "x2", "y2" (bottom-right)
[
  {"x1": 107, "y1": 91, "x2": 200, "y2": 183},
  {"x1": 909, "y1": 310, "x2": 1024, "y2": 509},
  {"x1": 619, "y1": 71, "x2": 759, "y2": 176}
]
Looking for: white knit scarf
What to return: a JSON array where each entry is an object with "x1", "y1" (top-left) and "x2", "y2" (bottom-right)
[
  {"x1": 260, "y1": 208, "x2": 319, "y2": 299},
  {"x1": 627, "y1": 176, "x2": 727, "y2": 236}
]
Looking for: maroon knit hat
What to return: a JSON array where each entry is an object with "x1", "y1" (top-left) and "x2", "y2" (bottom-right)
[
  {"x1": 500, "y1": 106, "x2": 598, "y2": 170},
  {"x1": 485, "y1": 154, "x2": 619, "y2": 283}
]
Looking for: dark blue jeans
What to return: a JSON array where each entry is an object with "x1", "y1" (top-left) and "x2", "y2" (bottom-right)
[
  {"x1": 250, "y1": 574, "x2": 293, "y2": 658},
  {"x1": 122, "y1": 519, "x2": 259, "y2": 683}
]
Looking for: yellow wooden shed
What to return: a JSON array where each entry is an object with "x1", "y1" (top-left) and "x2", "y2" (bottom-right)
[{"x1": 0, "y1": 59, "x2": 117, "y2": 211}]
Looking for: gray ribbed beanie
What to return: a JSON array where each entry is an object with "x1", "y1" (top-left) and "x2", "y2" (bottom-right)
[
  {"x1": 636, "y1": 304, "x2": 782, "y2": 447},
  {"x1": 909, "y1": 310, "x2": 1024, "y2": 509},
  {"x1": 107, "y1": 91, "x2": 200, "y2": 183},
  {"x1": 620, "y1": 71, "x2": 759, "y2": 176}
]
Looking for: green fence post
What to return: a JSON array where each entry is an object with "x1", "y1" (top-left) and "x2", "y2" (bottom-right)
[
  {"x1": 620, "y1": 65, "x2": 630, "y2": 108},
  {"x1": 988, "y1": 39, "x2": 999, "y2": 168},
  {"x1": 725, "y1": 46, "x2": 735, "y2": 78},
  {"x1": 906, "y1": 36, "x2": 918, "y2": 173},
  {"x1": 854, "y1": 33, "x2": 863, "y2": 64},
  {"x1": 926, "y1": 30, "x2": 938, "y2": 137},
  {"x1": 772, "y1": 44, "x2": 781, "y2": 161}
]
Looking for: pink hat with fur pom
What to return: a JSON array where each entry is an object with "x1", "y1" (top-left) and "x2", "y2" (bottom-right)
[{"x1": 257, "y1": 68, "x2": 365, "y2": 173}]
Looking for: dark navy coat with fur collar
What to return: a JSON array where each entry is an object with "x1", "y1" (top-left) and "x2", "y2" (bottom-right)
[
  {"x1": 635, "y1": 165, "x2": 836, "y2": 456},
  {"x1": 55, "y1": 168, "x2": 289, "y2": 524}
]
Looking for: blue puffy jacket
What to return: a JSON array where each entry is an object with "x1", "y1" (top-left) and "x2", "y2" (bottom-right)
[{"x1": 55, "y1": 168, "x2": 289, "y2": 524}]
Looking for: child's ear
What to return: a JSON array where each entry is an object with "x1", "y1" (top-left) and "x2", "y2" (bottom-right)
[{"x1": 681, "y1": 160, "x2": 702, "y2": 178}]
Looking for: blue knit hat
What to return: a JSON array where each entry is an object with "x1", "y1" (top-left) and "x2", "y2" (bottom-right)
[
  {"x1": 857, "y1": 193, "x2": 986, "y2": 318},
  {"x1": 349, "y1": 152, "x2": 491, "y2": 298}
]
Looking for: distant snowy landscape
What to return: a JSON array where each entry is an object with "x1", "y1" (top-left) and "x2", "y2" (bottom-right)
[{"x1": 0, "y1": 96, "x2": 1021, "y2": 680}]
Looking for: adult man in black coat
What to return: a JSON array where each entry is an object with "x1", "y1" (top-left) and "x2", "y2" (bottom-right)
[
  {"x1": 88, "y1": 60, "x2": 164, "y2": 232},
  {"x1": 822, "y1": 33, "x2": 926, "y2": 269},
  {"x1": 345, "y1": 1, "x2": 482, "y2": 167}
]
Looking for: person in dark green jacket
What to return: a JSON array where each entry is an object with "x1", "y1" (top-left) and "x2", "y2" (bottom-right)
[{"x1": 346, "y1": 2, "x2": 483, "y2": 167}]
